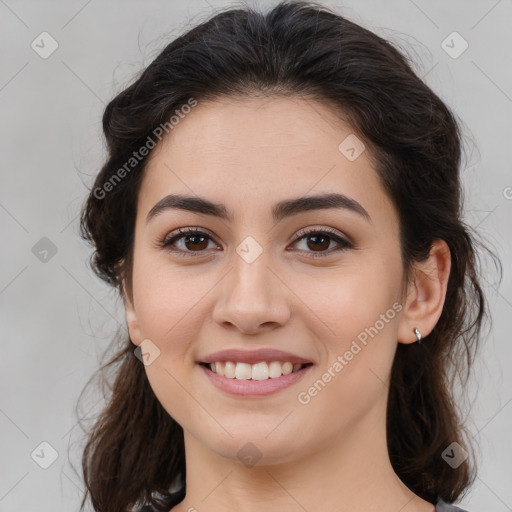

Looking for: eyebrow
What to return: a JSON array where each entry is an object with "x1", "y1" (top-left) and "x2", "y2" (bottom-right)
[{"x1": 146, "y1": 192, "x2": 371, "y2": 224}]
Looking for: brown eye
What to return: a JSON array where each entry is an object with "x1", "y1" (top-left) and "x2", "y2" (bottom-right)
[
  {"x1": 182, "y1": 233, "x2": 209, "y2": 251},
  {"x1": 159, "y1": 226, "x2": 352, "y2": 258},
  {"x1": 291, "y1": 228, "x2": 353, "y2": 258},
  {"x1": 304, "y1": 233, "x2": 331, "y2": 251},
  {"x1": 160, "y1": 227, "x2": 218, "y2": 255}
]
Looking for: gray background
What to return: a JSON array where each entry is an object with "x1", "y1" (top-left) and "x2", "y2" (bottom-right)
[{"x1": 0, "y1": 1, "x2": 511, "y2": 511}]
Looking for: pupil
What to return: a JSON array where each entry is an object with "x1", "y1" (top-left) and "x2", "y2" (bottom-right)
[
  {"x1": 186, "y1": 235, "x2": 208, "y2": 250},
  {"x1": 308, "y1": 234, "x2": 329, "y2": 251}
]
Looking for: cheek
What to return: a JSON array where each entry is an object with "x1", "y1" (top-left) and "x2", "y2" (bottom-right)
[
  {"x1": 131, "y1": 255, "x2": 208, "y2": 350},
  {"x1": 292, "y1": 268, "x2": 401, "y2": 435},
  {"x1": 294, "y1": 256, "x2": 402, "y2": 343},
  {"x1": 131, "y1": 259, "x2": 211, "y2": 423},
  {"x1": 294, "y1": 253, "x2": 402, "y2": 409}
]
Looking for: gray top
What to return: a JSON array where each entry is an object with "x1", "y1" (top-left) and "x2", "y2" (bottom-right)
[
  {"x1": 140, "y1": 491, "x2": 470, "y2": 511},
  {"x1": 435, "y1": 498, "x2": 469, "y2": 511}
]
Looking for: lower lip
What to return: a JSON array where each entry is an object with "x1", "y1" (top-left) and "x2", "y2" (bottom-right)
[{"x1": 199, "y1": 363, "x2": 313, "y2": 396}]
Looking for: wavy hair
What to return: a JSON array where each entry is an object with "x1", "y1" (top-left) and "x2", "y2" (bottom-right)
[{"x1": 77, "y1": 1, "x2": 497, "y2": 510}]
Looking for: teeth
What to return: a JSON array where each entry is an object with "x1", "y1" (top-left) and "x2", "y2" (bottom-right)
[
  {"x1": 282, "y1": 362, "x2": 293, "y2": 375},
  {"x1": 268, "y1": 361, "x2": 283, "y2": 378},
  {"x1": 206, "y1": 361, "x2": 306, "y2": 380},
  {"x1": 214, "y1": 362, "x2": 224, "y2": 376},
  {"x1": 224, "y1": 361, "x2": 236, "y2": 379},
  {"x1": 250, "y1": 362, "x2": 268, "y2": 381},
  {"x1": 235, "y1": 362, "x2": 252, "y2": 380}
]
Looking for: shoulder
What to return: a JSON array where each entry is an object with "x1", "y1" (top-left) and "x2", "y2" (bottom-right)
[{"x1": 435, "y1": 498, "x2": 471, "y2": 512}]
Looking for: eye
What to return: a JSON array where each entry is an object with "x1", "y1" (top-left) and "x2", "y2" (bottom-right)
[
  {"x1": 159, "y1": 227, "x2": 219, "y2": 256},
  {"x1": 158, "y1": 226, "x2": 353, "y2": 258},
  {"x1": 290, "y1": 227, "x2": 353, "y2": 258}
]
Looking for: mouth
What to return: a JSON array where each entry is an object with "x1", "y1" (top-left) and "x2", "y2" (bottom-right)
[
  {"x1": 199, "y1": 360, "x2": 314, "y2": 380},
  {"x1": 198, "y1": 360, "x2": 314, "y2": 396}
]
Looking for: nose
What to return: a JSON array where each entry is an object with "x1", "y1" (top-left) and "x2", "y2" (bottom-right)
[{"x1": 211, "y1": 248, "x2": 291, "y2": 335}]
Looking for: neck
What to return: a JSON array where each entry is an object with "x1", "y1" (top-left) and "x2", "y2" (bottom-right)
[{"x1": 172, "y1": 399, "x2": 435, "y2": 512}]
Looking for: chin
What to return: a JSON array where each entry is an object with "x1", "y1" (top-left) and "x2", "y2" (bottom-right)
[{"x1": 192, "y1": 424, "x2": 308, "y2": 467}]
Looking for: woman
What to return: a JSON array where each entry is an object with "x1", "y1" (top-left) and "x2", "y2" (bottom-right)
[{"x1": 78, "y1": 1, "x2": 493, "y2": 511}]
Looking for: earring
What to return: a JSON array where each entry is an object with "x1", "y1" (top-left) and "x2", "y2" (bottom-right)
[{"x1": 413, "y1": 327, "x2": 422, "y2": 344}]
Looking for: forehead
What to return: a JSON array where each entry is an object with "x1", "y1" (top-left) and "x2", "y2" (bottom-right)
[
  {"x1": 147, "y1": 95, "x2": 352, "y2": 164},
  {"x1": 138, "y1": 95, "x2": 394, "y2": 224}
]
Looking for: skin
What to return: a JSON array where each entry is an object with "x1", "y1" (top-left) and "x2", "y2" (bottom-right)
[{"x1": 124, "y1": 95, "x2": 451, "y2": 512}]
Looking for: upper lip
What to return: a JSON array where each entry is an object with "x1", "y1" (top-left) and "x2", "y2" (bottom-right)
[{"x1": 199, "y1": 348, "x2": 313, "y2": 365}]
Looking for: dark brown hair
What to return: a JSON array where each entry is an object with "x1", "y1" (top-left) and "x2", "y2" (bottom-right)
[{"x1": 77, "y1": 1, "x2": 497, "y2": 511}]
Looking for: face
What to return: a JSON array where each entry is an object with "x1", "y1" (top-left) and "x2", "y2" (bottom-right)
[{"x1": 124, "y1": 95, "x2": 410, "y2": 464}]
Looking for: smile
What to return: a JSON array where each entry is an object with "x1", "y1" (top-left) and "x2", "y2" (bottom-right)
[
  {"x1": 201, "y1": 360, "x2": 311, "y2": 380},
  {"x1": 199, "y1": 361, "x2": 314, "y2": 396}
]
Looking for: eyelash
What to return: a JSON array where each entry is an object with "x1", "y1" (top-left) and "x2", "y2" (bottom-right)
[{"x1": 158, "y1": 226, "x2": 353, "y2": 258}]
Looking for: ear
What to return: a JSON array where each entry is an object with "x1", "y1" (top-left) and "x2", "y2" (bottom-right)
[
  {"x1": 122, "y1": 279, "x2": 143, "y2": 346},
  {"x1": 397, "y1": 239, "x2": 451, "y2": 344}
]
